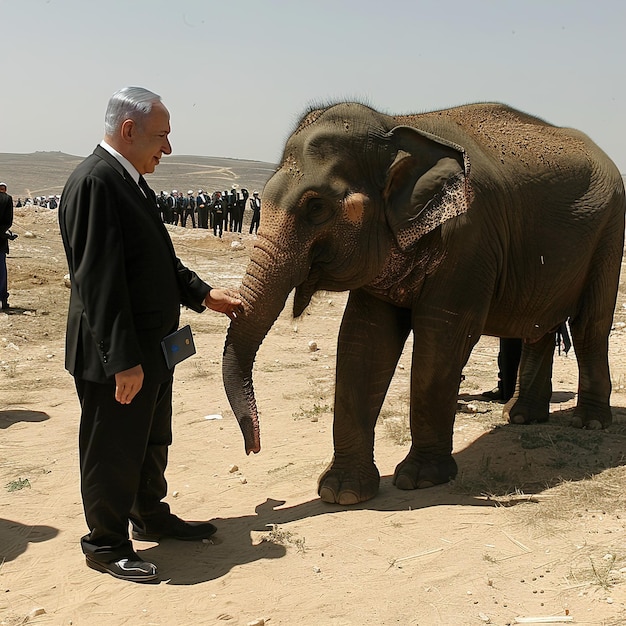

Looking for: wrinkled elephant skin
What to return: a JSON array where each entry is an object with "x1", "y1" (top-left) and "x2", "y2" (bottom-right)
[{"x1": 222, "y1": 102, "x2": 626, "y2": 504}]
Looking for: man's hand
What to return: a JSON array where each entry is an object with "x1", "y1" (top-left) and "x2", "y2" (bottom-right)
[
  {"x1": 115, "y1": 364, "x2": 144, "y2": 404},
  {"x1": 204, "y1": 288, "x2": 244, "y2": 320}
]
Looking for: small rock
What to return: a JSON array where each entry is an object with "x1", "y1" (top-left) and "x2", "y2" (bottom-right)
[
  {"x1": 172, "y1": 490, "x2": 179, "y2": 497},
  {"x1": 308, "y1": 340, "x2": 318, "y2": 352},
  {"x1": 29, "y1": 607, "x2": 46, "y2": 618},
  {"x1": 313, "y1": 566, "x2": 321, "y2": 573},
  {"x1": 64, "y1": 274, "x2": 71, "y2": 288},
  {"x1": 24, "y1": 231, "x2": 36, "y2": 238},
  {"x1": 230, "y1": 241, "x2": 244, "y2": 250},
  {"x1": 239, "y1": 477, "x2": 247, "y2": 484},
  {"x1": 229, "y1": 464, "x2": 239, "y2": 473}
]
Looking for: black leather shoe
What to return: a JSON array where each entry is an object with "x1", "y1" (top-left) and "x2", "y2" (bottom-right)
[
  {"x1": 481, "y1": 386, "x2": 502, "y2": 401},
  {"x1": 132, "y1": 519, "x2": 217, "y2": 542},
  {"x1": 85, "y1": 555, "x2": 158, "y2": 582}
]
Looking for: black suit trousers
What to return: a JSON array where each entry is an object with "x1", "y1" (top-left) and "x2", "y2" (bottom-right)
[{"x1": 76, "y1": 376, "x2": 174, "y2": 561}]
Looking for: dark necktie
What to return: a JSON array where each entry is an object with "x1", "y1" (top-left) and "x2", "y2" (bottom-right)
[{"x1": 138, "y1": 175, "x2": 156, "y2": 205}]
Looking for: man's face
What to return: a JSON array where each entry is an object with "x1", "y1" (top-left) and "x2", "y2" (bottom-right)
[
  {"x1": 127, "y1": 102, "x2": 172, "y2": 175},
  {"x1": 0, "y1": 185, "x2": 6, "y2": 194}
]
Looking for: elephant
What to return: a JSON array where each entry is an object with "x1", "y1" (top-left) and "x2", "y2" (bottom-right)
[{"x1": 222, "y1": 101, "x2": 626, "y2": 505}]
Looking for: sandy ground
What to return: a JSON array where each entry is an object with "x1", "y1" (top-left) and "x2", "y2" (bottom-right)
[{"x1": 2, "y1": 206, "x2": 626, "y2": 626}]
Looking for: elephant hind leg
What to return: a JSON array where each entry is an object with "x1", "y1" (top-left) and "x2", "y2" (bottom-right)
[
  {"x1": 569, "y1": 225, "x2": 622, "y2": 429},
  {"x1": 569, "y1": 317, "x2": 613, "y2": 430},
  {"x1": 504, "y1": 333, "x2": 554, "y2": 425}
]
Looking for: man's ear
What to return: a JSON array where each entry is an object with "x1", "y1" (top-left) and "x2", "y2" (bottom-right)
[
  {"x1": 120, "y1": 119, "x2": 136, "y2": 144},
  {"x1": 383, "y1": 125, "x2": 472, "y2": 250}
]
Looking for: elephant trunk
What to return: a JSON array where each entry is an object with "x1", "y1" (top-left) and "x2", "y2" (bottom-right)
[{"x1": 223, "y1": 238, "x2": 303, "y2": 454}]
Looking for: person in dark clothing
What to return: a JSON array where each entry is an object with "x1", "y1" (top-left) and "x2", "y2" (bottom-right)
[
  {"x1": 175, "y1": 191, "x2": 187, "y2": 226},
  {"x1": 196, "y1": 189, "x2": 210, "y2": 229},
  {"x1": 181, "y1": 191, "x2": 196, "y2": 228},
  {"x1": 482, "y1": 323, "x2": 571, "y2": 403},
  {"x1": 0, "y1": 182, "x2": 15, "y2": 310},
  {"x1": 481, "y1": 338, "x2": 522, "y2": 402},
  {"x1": 156, "y1": 191, "x2": 168, "y2": 222},
  {"x1": 58, "y1": 86, "x2": 243, "y2": 583},
  {"x1": 212, "y1": 191, "x2": 225, "y2": 237},
  {"x1": 249, "y1": 190, "x2": 261, "y2": 235},
  {"x1": 233, "y1": 188, "x2": 248, "y2": 233}
]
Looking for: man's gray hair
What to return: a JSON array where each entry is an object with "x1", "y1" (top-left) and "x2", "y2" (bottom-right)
[{"x1": 104, "y1": 86, "x2": 162, "y2": 136}]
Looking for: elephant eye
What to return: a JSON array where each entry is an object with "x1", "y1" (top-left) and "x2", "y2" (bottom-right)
[{"x1": 306, "y1": 197, "x2": 334, "y2": 226}]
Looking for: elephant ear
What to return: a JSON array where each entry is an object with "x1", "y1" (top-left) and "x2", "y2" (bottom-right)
[{"x1": 383, "y1": 125, "x2": 472, "y2": 250}]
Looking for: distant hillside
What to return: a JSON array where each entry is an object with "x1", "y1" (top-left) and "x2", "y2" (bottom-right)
[{"x1": 0, "y1": 152, "x2": 277, "y2": 200}]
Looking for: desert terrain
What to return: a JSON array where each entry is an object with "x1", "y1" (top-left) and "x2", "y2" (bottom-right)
[{"x1": 1, "y1": 155, "x2": 626, "y2": 626}]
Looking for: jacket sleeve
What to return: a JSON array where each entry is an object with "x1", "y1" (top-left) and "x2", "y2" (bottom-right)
[{"x1": 176, "y1": 259, "x2": 211, "y2": 313}]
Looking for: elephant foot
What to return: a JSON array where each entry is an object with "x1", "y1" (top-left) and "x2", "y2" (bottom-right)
[
  {"x1": 503, "y1": 397, "x2": 550, "y2": 425},
  {"x1": 317, "y1": 459, "x2": 380, "y2": 505},
  {"x1": 392, "y1": 453, "x2": 457, "y2": 490},
  {"x1": 571, "y1": 404, "x2": 612, "y2": 430}
]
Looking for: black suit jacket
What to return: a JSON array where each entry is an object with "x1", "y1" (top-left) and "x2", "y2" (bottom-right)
[
  {"x1": 59, "y1": 145, "x2": 210, "y2": 384},
  {"x1": 0, "y1": 191, "x2": 13, "y2": 254}
]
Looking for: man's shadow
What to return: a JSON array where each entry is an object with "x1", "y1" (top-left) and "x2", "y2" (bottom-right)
[
  {"x1": 0, "y1": 409, "x2": 49, "y2": 429},
  {"x1": 145, "y1": 404, "x2": 626, "y2": 585},
  {"x1": 0, "y1": 306, "x2": 38, "y2": 316},
  {"x1": 0, "y1": 519, "x2": 59, "y2": 562}
]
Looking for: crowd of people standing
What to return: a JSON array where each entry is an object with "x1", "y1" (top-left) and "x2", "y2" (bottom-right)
[
  {"x1": 156, "y1": 187, "x2": 261, "y2": 236},
  {"x1": 8, "y1": 186, "x2": 263, "y2": 237}
]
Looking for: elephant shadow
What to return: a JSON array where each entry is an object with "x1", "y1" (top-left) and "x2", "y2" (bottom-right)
[
  {"x1": 144, "y1": 405, "x2": 626, "y2": 585},
  {"x1": 450, "y1": 404, "x2": 626, "y2": 496},
  {"x1": 0, "y1": 409, "x2": 50, "y2": 429},
  {"x1": 0, "y1": 518, "x2": 59, "y2": 562}
]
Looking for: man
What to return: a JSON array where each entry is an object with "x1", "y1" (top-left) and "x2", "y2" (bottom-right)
[
  {"x1": 156, "y1": 190, "x2": 168, "y2": 222},
  {"x1": 249, "y1": 190, "x2": 261, "y2": 235},
  {"x1": 58, "y1": 86, "x2": 243, "y2": 583},
  {"x1": 168, "y1": 189, "x2": 179, "y2": 225},
  {"x1": 0, "y1": 182, "x2": 14, "y2": 310},
  {"x1": 236, "y1": 188, "x2": 249, "y2": 233},
  {"x1": 481, "y1": 338, "x2": 522, "y2": 403},
  {"x1": 175, "y1": 189, "x2": 187, "y2": 226},
  {"x1": 196, "y1": 189, "x2": 210, "y2": 229},
  {"x1": 212, "y1": 190, "x2": 225, "y2": 237},
  {"x1": 181, "y1": 190, "x2": 196, "y2": 228}
]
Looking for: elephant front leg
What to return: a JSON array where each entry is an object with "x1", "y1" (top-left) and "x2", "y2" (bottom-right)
[
  {"x1": 393, "y1": 307, "x2": 472, "y2": 489},
  {"x1": 392, "y1": 353, "x2": 460, "y2": 490},
  {"x1": 318, "y1": 290, "x2": 411, "y2": 505}
]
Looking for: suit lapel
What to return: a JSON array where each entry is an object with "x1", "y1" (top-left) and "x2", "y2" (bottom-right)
[{"x1": 92, "y1": 145, "x2": 179, "y2": 258}]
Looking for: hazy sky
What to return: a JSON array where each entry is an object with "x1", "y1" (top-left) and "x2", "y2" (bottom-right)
[{"x1": 3, "y1": 0, "x2": 625, "y2": 172}]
